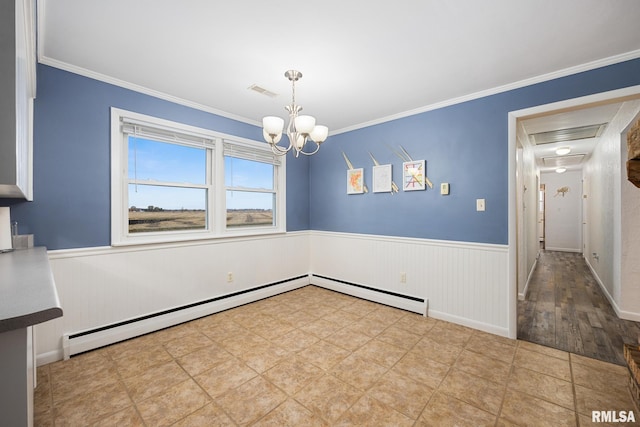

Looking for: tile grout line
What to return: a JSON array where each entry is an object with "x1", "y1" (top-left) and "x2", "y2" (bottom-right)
[
  {"x1": 169, "y1": 342, "x2": 220, "y2": 427},
  {"x1": 37, "y1": 286, "x2": 635, "y2": 426},
  {"x1": 492, "y1": 339, "x2": 520, "y2": 426},
  {"x1": 569, "y1": 354, "x2": 581, "y2": 427}
]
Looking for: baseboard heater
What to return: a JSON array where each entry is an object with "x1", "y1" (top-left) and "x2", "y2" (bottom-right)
[
  {"x1": 63, "y1": 274, "x2": 310, "y2": 359},
  {"x1": 310, "y1": 274, "x2": 428, "y2": 316}
]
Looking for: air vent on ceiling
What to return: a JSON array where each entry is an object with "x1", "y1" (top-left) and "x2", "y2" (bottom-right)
[
  {"x1": 248, "y1": 84, "x2": 278, "y2": 98},
  {"x1": 529, "y1": 123, "x2": 607, "y2": 145}
]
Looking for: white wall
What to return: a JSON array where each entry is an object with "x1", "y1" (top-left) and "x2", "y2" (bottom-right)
[
  {"x1": 618, "y1": 105, "x2": 640, "y2": 316},
  {"x1": 541, "y1": 170, "x2": 583, "y2": 252},
  {"x1": 516, "y1": 123, "x2": 541, "y2": 299},
  {"x1": 621, "y1": 145, "x2": 640, "y2": 314},
  {"x1": 36, "y1": 230, "x2": 511, "y2": 364},
  {"x1": 36, "y1": 232, "x2": 312, "y2": 363},
  {"x1": 583, "y1": 100, "x2": 640, "y2": 320},
  {"x1": 584, "y1": 134, "x2": 616, "y2": 297},
  {"x1": 310, "y1": 231, "x2": 509, "y2": 336}
]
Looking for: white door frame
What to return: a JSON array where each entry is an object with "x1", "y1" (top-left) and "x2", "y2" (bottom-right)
[{"x1": 507, "y1": 84, "x2": 640, "y2": 339}]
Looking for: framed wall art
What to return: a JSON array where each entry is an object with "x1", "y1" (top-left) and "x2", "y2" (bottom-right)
[
  {"x1": 372, "y1": 164, "x2": 392, "y2": 193},
  {"x1": 347, "y1": 168, "x2": 364, "y2": 194},
  {"x1": 403, "y1": 160, "x2": 426, "y2": 191}
]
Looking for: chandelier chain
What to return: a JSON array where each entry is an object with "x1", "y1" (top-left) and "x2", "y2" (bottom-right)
[{"x1": 291, "y1": 78, "x2": 296, "y2": 107}]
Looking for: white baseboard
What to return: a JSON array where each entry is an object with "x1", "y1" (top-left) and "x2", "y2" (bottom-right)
[
  {"x1": 63, "y1": 276, "x2": 310, "y2": 359},
  {"x1": 616, "y1": 308, "x2": 640, "y2": 322},
  {"x1": 545, "y1": 246, "x2": 581, "y2": 253},
  {"x1": 518, "y1": 256, "x2": 539, "y2": 301},
  {"x1": 37, "y1": 349, "x2": 64, "y2": 367},
  {"x1": 584, "y1": 257, "x2": 640, "y2": 322},
  {"x1": 311, "y1": 275, "x2": 427, "y2": 316},
  {"x1": 428, "y1": 309, "x2": 510, "y2": 338}
]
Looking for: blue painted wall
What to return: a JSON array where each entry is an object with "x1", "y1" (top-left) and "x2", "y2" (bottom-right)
[
  {"x1": 310, "y1": 59, "x2": 640, "y2": 244},
  {"x1": 8, "y1": 65, "x2": 310, "y2": 249},
  {"x1": 7, "y1": 59, "x2": 640, "y2": 249}
]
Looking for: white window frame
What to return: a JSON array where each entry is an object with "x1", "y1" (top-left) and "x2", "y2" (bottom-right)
[{"x1": 110, "y1": 108, "x2": 286, "y2": 246}]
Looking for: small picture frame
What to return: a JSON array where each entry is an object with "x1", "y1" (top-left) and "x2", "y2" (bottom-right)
[
  {"x1": 403, "y1": 160, "x2": 426, "y2": 191},
  {"x1": 373, "y1": 164, "x2": 392, "y2": 193},
  {"x1": 347, "y1": 168, "x2": 364, "y2": 194}
]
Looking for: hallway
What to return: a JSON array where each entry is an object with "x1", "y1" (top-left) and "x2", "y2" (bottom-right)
[{"x1": 518, "y1": 250, "x2": 640, "y2": 366}]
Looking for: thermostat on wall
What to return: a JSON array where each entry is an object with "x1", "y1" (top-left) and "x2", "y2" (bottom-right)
[{"x1": 440, "y1": 183, "x2": 450, "y2": 195}]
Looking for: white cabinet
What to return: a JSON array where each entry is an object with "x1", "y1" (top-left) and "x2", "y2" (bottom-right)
[
  {"x1": 0, "y1": 248, "x2": 63, "y2": 427},
  {"x1": 0, "y1": 327, "x2": 33, "y2": 427},
  {"x1": 0, "y1": 0, "x2": 36, "y2": 200}
]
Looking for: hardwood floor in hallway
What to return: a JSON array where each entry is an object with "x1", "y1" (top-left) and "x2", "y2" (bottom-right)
[{"x1": 518, "y1": 250, "x2": 640, "y2": 365}]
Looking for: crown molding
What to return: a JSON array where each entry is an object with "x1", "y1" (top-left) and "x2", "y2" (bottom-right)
[
  {"x1": 331, "y1": 49, "x2": 640, "y2": 135},
  {"x1": 37, "y1": 56, "x2": 262, "y2": 128},
  {"x1": 38, "y1": 47, "x2": 640, "y2": 137}
]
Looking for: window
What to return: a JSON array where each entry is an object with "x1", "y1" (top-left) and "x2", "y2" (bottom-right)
[
  {"x1": 225, "y1": 157, "x2": 275, "y2": 228},
  {"x1": 111, "y1": 108, "x2": 285, "y2": 245},
  {"x1": 128, "y1": 137, "x2": 208, "y2": 233}
]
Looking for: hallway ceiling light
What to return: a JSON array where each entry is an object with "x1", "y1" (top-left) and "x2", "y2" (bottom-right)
[
  {"x1": 555, "y1": 167, "x2": 567, "y2": 173},
  {"x1": 543, "y1": 154, "x2": 585, "y2": 168},
  {"x1": 555, "y1": 147, "x2": 571, "y2": 156},
  {"x1": 262, "y1": 70, "x2": 328, "y2": 157}
]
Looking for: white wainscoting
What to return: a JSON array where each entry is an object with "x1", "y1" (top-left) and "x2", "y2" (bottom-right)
[
  {"x1": 36, "y1": 232, "x2": 311, "y2": 365},
  {"x1": 36, "y1": 230, "x2": 511, "y2": 365},
  {"x1": 309, "y1": 231, "x2": 510, "y2": 337}
]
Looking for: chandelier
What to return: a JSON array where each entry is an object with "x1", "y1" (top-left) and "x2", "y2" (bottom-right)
[{"x1": 262, "y1": 70, "x2": 328, "y2": 157}]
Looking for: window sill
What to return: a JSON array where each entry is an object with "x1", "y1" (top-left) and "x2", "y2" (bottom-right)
[{"x1": 111, "y1": 227, "x2": 287, "y2": 248}]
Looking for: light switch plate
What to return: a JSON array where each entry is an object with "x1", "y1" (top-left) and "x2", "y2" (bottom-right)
[
  {"x1": 440, "y1": 183, "x2": 450, "y2": 195},
  {"x1": 476, "y1": 199, "x2": 485, "y2": 211}
]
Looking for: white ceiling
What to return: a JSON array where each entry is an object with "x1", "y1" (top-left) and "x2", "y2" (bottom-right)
[
  {"x1": 521, "y1": 103, "x2": 624, "y2": 172},
  {"x1": 39, "y1": 0, "x2": 640, "y2": 137}
]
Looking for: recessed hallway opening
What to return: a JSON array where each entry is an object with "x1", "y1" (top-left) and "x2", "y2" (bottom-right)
[{"x1": 517, "y1": 250, "x2": 640, "y2": 366}]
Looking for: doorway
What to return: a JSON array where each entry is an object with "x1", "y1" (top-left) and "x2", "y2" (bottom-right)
[{"x1": 509, "y1": 85, "x2": 640, "y2": 362}]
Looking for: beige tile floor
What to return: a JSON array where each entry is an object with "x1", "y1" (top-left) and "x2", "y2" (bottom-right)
[{"x1": 35, "y1": 286, "x2": 638, "y2": 426}]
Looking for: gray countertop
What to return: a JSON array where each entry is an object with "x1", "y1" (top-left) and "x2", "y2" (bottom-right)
[{"x1": 0, "y1": 247, "x2": 63, "y2": 333}]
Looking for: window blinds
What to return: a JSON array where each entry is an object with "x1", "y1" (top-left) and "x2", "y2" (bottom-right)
[
  {"x1": 223, "y1": 141, "x2": 282, "y2": 166},
  {"x1": 121, "y1": 117, "x2": 214, "y2": 149},
  {"x1": 120, "y1": 116, "x2": 280, "y2": 164}
]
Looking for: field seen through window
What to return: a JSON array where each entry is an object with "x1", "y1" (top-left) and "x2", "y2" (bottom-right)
[{"x1": 128, "y1": 208, "x2": 273, "y2": 233}]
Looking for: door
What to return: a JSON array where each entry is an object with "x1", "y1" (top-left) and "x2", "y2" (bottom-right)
[{"x1": 538, "y1": 183, "x2": 545, "y2": 249}]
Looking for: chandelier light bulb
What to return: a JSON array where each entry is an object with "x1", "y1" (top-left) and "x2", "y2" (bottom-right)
[
  {"x1": 309, "y1": 125, "x2": 328, "y2": 143},
  {"x1": 294, "y1": 115, "x2": 316, "y2": 134},
  {"x1": 262, "y1": 116, "x2": 284, "y2": 136}
]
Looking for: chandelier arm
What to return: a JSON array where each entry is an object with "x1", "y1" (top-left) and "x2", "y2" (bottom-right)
[
  {"x1": 296, "y1": 140, "x2": 321, "y2": 156},
  {"x1": 271, "y1": 146, "x2": 288, "y2": 156},
  {"x1": 269, "y1": 140, "x2": 292, "y2": 155}
]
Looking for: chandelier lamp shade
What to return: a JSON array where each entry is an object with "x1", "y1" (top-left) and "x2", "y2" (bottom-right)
[{"x1": 262, "y1": 70, "x2": 328, "y2": 157}]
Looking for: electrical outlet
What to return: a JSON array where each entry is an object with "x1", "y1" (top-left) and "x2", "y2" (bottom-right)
[
  {"x1": 440, "y1": 183, "x2": 450, "y2": 195},
  {"x1": 476, "y1": 198, "x2": 485, "y2": 211},
  {"x1": 227, "y1": 272, "x2": 233, "y2": 282},
  {"x1": 400, "y1": 272, "x2": 407, "y2": 283}
]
